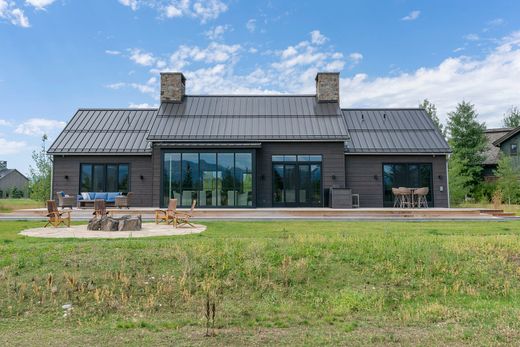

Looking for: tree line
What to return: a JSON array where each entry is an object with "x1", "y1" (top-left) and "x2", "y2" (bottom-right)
[{"x1": 420, "y1": 99, "x2": 520, "y2": 206}]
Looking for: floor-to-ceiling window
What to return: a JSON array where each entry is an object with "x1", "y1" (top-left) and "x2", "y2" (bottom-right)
[
  {"x1": 382, "y1": 163, "x2": 433, "y2": 207},
  {"x1": 162, "y1": 151, "x2": 254, "y2": 207},
  {"x1": 272, "y1": 155, "x2": 322, "y2": 207}
]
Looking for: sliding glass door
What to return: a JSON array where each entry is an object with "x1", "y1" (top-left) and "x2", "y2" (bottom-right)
[
  {"x1": 272, "y1": 155, "x2": 322, "y2": 207},
  {"x1": 162, "y1": 151, "x2": 254, "y2": 208},
  {"x1": 383, "y1": 163, "x2": 433, "y2": 207}
]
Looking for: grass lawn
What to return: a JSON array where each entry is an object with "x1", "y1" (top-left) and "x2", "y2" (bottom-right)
[
  {"x1": 1, "y1": 220, "x2": 520, "y2": 346},
  {"x1": 0, "y1": 199, "x2": 43, "y2": 213}
]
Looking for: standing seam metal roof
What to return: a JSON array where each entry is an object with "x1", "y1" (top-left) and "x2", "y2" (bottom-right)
[
  {"x1": 148, "y1": 95, "x2": 349, "y2": 141},
  {"x1": 342, "y1": 109, "x2": 451, "y2": 153},
  {"x1": 48, "y1": 109, "x2": 157, "y2": 154}
]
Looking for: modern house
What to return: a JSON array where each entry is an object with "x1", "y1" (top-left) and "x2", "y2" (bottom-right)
[
  {"x1": 483, "y1": 127, "x2": 520, "y2": 180},
  {"x1": 0, "y1": 161, "x2": 29, "y2": 198},
  {"x1": 48, "y1": 72, "x2": 451, "y2": 208}
]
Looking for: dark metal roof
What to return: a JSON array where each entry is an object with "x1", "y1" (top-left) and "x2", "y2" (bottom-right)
[
  {"x1": 492, "y1": 126, "x2": 520, "y2": 146},
  {"x1": 48, "y1": 109, "x2": 157, "y2": 154},
  {"x1": 342, "y1": 109, "x2": 451, "y2": 154},
  {"x1": 148, "y1": 96, "x2": 349, "y2": 141},
  {"x1": 484, "y1": 128, "x2": 512, "y2": 165}
]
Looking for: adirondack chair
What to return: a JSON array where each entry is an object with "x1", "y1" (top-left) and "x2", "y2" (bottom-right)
[
  {"x1": 45, "y1": 200, "x2": 71, "y2": 227},
  {"x1": 155, "y1": 199, "x2": 177, "y2": 224},
  {"x1": 174, "y1": 199, "x2": 196, "y2": 228},
  {"x1": 93, "y1": 199, "x2": 109, "y2": 218}
]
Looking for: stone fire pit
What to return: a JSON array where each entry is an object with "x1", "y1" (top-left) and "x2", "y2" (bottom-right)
[{"x1": 88, "y1": 215, "x2": 142, "y2": 231}]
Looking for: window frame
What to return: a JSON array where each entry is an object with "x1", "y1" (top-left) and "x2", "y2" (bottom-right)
[
  {"x1": 160, "y1": 149, "x2": 256, "y2": 208},
  {"x1": 511, "y1": 143, "x2": 518, "y2": 156},
  {"x1": 79, "y1": 163, "x2": 130, "y2": 193}
]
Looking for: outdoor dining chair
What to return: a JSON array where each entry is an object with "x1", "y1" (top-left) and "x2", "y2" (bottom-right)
[{"x1": 414, "y1": 187, "x2": 429, "y2": 208}]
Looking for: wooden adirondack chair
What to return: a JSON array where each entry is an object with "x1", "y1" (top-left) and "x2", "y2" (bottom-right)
[
  {"x1": 174, "y1": 199, "x2": 196, "y2": 228},
  {"x1": 155, "y1": 199, "x2": 177, "y2": 224},
  {"x1": 45, "y1": 200, "x2": 71, "y2": 227},
  {"x1": 93, "y1": 199, "x2": 109, "y2": 218}
]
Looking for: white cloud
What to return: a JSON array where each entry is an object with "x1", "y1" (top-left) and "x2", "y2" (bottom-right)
[
  {"x1": 310, "y1": 30, "x2": 328, "y2": 45},
  {"x1": 341, "y1": 31, "x2": 520, "y2": 127},
  {"x1": 464, "y1": 33, "x2": 480, "y2": 41},
  {"x1": 15, "y1": 118, "x2": 66, "y2": 136},
  {"x1": 129, "y1": 48, "x2": 155, "y2": 66},
  {"x1": 25, "y1": 0, "x2": 56, "y2": 10},
  {"x1": 0, "y1": 119, "x2": 11, "y2": 126},
  {"x1": 246, "y1": 19, "x2": 256, "y2": 33},
  {"x1": 118, "y1": 0, "x2": 138, "y2": 11},
  {"x1": 106, "y1": 82, "x2": 125, "y2": 89},
  {"x1": 402, "y1": 10, "x2": 420, "y2": 21},
  {"x1": 118, "y1": 0, "x2": 228, "y2": 23},
  {"x1": 204, "y1": 24, "x2": 231, "y2": 40},
  {"x1": 105, "y1": 50, "x2": 121, "y2": 55},
  {"x1": 349, "y1": 52, "x2": 363, "y2": 64},
  {"x1": 0, "y1": 138, "x2": 26, "y2": 155},
  {"x1": 129, "y1": 102, "x2": 158, "y2": 108}
]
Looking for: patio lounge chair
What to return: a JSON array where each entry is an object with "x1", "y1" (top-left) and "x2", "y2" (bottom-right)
[
  {"x1": 115, "y1": 192, "x2": 133, "y2": 209},
  {"x1": 45, "y1": 200, "x2": 71, "y2": 227},
  {"x1": 155, "y1": 199, "x2": 177, "y2": 224},
  {"x1": 93, "y1": 199, "x2": 109, "y2": 218},
  {"x1": 56, "y1": 191, "x2": 76, "y2": 209},
  {"x1": 174, "y1": 199, "x2": 196, "y2": 228}
]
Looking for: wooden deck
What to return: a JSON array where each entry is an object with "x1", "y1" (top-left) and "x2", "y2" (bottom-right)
[{"x1": 2, "y1": 207, "x2": 516, "y2": 220}]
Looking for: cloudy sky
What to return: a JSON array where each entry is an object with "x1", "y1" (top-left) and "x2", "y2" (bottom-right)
[{"x1": 1, "y1": 0, "x2": 520, "y2": 174}]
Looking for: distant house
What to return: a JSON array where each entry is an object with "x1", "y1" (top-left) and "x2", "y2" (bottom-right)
[
  {"x1": 48, "y1": 72, "x2": 451, "y2": 208},
  {"x1": 0, "y1": 161, "x2": 29, "y2": 198},
  {"x1": 483, "y1": 127, "x2": 520, "y2": 180}
]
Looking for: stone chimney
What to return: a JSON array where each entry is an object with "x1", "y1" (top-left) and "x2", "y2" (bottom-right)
[
  {"x1": 315, "y1": 72, "x2": 340, "y2": 103},
  {"x1": 0, "y1": 161, "x2": 6, "y2": 171},
  {"x1": 160, "y1": 72, "x2": 186, "y2": 103}
]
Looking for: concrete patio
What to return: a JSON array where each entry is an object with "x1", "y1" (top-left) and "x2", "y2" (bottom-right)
[{"x1": 19, "y1": 223, "x2": 206, "y2": 238}]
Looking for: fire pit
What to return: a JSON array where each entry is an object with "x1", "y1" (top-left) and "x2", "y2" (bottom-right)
[{"x1": 87, "y1": 215, "x2": 142, "y2": 231}]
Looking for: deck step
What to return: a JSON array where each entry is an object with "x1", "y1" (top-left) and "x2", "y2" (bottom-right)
[{"x1": 490, "y1": 212, "x2": 516, "y2": 217}]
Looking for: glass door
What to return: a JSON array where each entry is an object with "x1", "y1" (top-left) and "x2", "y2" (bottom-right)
[{"x1": 272, "y1": 160, "x2": 322, "y2": 207}]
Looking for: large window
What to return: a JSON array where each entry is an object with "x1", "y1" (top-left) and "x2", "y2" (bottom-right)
[
  {"x1": 162, "y1": 151, "x2": 254, "y2": 207},
  {"x1": 80, "y1": 164, "x2": 129, "y2": 193},
  {"x1": 383, "y1": 163, "x2": 433, "y2": 207}
]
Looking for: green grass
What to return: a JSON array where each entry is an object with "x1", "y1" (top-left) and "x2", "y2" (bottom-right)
[
  {"x1": 1, "y1": 220, "x2": 520, "y2": 346},
  {"x1": 0, "y1": 199, "x2": 43, "y2": 212}
]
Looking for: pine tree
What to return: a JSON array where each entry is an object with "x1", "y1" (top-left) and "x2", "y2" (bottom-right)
[
  {"x1": 502, "y1": 106, "x2": 520, "y2": 128},
  {"x1": 447, "y1": 101, "x2": 486, "y2": 197},
  {"x1": 448, "y1": 157, "x2": 471, "y2": 205},
  {"x1": 419, "y1": 99, "x2": 446, "y2": 137},
  {"x1": 494, "y1": 154, "x2": 520, "y2": 204}
]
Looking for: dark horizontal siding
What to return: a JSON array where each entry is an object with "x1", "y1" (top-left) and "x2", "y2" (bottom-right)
[
  {"x1": 345, "y1": 155, "x2": 449, "y2": 207},
  {"x1": 256, "y1": 142, "x2": 346, "y2": 207},
  {"x1": 52, "y1": 155, "x2": 154, "y2": 207}
]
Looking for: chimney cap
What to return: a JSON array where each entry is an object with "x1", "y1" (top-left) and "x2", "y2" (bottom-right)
[
  {"x1": 315, "y1": 71, "x2": 340, "y2": 80},
  {"x1": 160, "y1": 72, "x2": 186, "y2": 83}
]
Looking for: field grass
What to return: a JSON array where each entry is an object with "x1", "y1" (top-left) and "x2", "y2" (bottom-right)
[
  {"x1": 1, "y1": 220, "x2": 520, "y2": 346},
  {"x1": 0, "y1": 199, "x2": 43, "y2": 213}
]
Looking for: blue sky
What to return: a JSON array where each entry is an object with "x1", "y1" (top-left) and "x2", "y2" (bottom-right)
[{"x1": 1, "y1": 0, "x2": 520, "y2": 175}]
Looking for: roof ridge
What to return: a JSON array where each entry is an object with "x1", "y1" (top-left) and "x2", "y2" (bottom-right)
[
  {"x1": 177, "y1": 94, "x2": 318, "y2": 98},
  {"x1": 76, "y1": 108, "x2": 158, "y2": 111},
  {"x1": 341, "y1": 108, "x2": 425, "y2": 111}
]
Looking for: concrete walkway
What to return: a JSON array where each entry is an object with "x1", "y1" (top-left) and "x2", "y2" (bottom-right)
[{"x1": 19, "y1": 223, "x2": 206, "y2": 239}]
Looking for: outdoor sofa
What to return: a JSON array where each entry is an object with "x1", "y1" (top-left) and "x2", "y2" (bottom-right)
[{"x1": 77, "y1": 192, "x2": 123, "y2": 208}]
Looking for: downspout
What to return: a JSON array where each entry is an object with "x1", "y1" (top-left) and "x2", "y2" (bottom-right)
[
  {"x1": 446, "y1": 154, "x2": 450, "y2": 208},
  {"x1": 50, "y1": 156, "x2": 54, "y2": 200}
]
